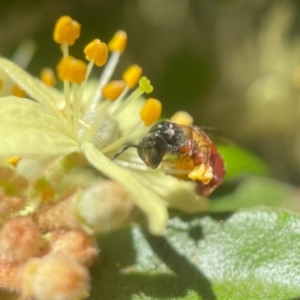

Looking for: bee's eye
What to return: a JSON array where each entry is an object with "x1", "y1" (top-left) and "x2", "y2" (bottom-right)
[{"x1": 137, "y1": 136, "x2": 165, "y2": 169}]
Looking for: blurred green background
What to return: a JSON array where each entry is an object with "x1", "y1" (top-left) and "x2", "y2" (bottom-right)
[{"x1": 1, "y1": 0, "x2": 300, "y2": 185}]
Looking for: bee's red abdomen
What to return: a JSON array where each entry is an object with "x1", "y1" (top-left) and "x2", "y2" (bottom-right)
[{"x1": 195, "y1": 144, "x2": 226, "y2": 197}]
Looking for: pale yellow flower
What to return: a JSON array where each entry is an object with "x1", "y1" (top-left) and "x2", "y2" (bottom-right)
[{"x1": 0, "y1": 16, "x2": 207, "y2": 235}]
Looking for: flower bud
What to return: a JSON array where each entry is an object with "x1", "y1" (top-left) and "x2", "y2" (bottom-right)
[
  {"x1": 49, "y1": 230, "x2": 99, "y2": 266},
  {"x1": 22, "y1": 254, "x2": 90, "y2": 300},
  {"x1": 0, "y1": 217, "x2": 41, "y2": 263},
  {"x1": 76, "y1": 181, "x2": 134, "y2": 233}
]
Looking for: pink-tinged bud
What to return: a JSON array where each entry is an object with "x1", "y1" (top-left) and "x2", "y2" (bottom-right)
[
  {"x1": 21, "y1": 254, "x2": 90, "y2": 300},
  {"x1": 0, "y1": 217, "x2": 41, "y2": 263},
  {"x1": 0, "y1": 166, "x2": 28, "y2": 192},
  {"x1": 37, "y1": 194, "x2": 82, "y2": 232},
  {"x1": 0, "y1": 190, "x2": 25, "y2": 217},
  {"x1": 49, "y1": 230, "x2": 99, "y2": 266},
  {"x1": 0, "y1": 260, "x2": 22, "y2": 293}
]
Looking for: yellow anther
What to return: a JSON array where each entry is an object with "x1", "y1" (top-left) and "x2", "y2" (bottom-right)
[
  {"x1": 84, "y1": 39, "x2": 108, "y2": 67},
  {"x1": 40, "y1": 68, "x2": 56, "y2": 87},
  {"x1": 139, "y1": 77, "x2": 153, "y2": 94},
  {"x1": 8, "y1": 156, "x2": 21, "y2": 167},
  {"x1": 57, "y1": 56, "x2": 87, "y2": 84},
  {"x1": 188, "y1": 164, "x2": 213, "y2": 184},
  {"x1": 12, "y1": 84, "x2": 25, "y2": 98},
  {"x1": 140, "y1": 98, "x2": 162, "y2": 126},
  {"x1": 0, "y1": 78, "x2": 3, "y2": 90},
  {"x1": 108, "y1": 30, "x2": 127, "y2": 54},
  {"x1": 102, "y1": 80, "x2": 126, "y2": 101},
  {"x1": 53, "y1": 16, "x2": 81, "y2": 46},
  {"x1": 123, "y1": 65, "x2": 142, "y2": 89},
  {"x1": 170, "y1": 111, "x2": 194, "y2": 126}
]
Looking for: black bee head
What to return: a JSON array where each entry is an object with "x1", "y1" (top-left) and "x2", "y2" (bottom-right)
[{"x1": 137, "y1": 135, "x2": 166, "y2": 169}]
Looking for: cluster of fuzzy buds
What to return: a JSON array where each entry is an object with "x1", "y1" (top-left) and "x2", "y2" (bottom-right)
[
  {"x1": 0, "y1": 154, "x2": 137, "y2": 299},
  {"x1": 0, "y1": 217, "x2": 93, "y2": 300},
  {"x1": 0, "y1": 163, "x2": 98, "y2": 300}
]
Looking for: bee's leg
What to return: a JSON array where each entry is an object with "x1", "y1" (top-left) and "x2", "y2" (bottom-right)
[
  {"x1": 188, "y1": 138, "x2": 214, "y2": 184},
  {"x1": 194, "y1": 145, "x2": 226, "y2": 196},
  {"x1": 188, "y1": 162, "x2": 213, "y2": 184}
]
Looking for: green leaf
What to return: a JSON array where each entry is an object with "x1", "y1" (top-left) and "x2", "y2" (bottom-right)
[
  {"x1": 0, "y1": 96, "x2": 79, "y2": 159},
  {"x1": 91, "y1": 208, "x2": 300, "y2": 299},
  {"x1": 218, "y1": 145, "x2": 270, "y2": 180},
  {"x1": 210, "y1": 176, "x2": 299, "y2": 212}
]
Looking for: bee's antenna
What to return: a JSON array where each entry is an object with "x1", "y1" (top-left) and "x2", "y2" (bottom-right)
[{"x1": 111, "y1": 144, "x2": 140, "y2": 161}]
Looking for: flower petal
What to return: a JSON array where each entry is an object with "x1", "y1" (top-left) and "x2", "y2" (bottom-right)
[
  {"x1": 81, "y1": 142, "x2": 168, "y2": 235},
  {"x1": 0, "y1": 96, "x2": 79, "y2": 158},
  {"x1": 128, "y1": 170, "x2": 209, "y2": 212},
  {"x1": 113, "y1": 97, "x2": 146, "y2": 135},
  {"x1": 0, "y1": 58, "x2": 63, "y2": 116}
]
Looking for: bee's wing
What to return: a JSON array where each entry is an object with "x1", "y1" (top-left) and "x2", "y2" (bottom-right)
[{"x1": 197, "y1": 126, "x2": 231, "y2": 145}]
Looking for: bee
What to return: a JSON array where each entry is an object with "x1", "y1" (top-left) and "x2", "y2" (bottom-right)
[{"x1": 111, "y1": 121, "x2": 225, "y2": 196}]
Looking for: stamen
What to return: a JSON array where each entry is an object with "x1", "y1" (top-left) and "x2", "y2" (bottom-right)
[
  {"x1": 102, "y1": 80, "x2": 155, "y2": 152},
  {"x1": 40, "y1": 68, "x2": 56, "y2": 87},
  {"x1": 0, "y1": 79, "x2": 3, "y2": 90},
  {"x1": 11, "y1": 39, "x2": 36, "y2": 70},
  {"x1": 102, "y1": 80, "x2": 126, "y2": 101},
  {"x1": 107, "y1": 65, "x2": 142, "y2": 114},
  {"x1": 139, "y1": 77, "x2": 154, "y2": 94},
  {"x1": 140, "y1": 98, "x2": 162, "y2": 126},
  {"x1": 8, "y1": 156, "x2": 21, "y2": 167},
  {"x1": 12, "y1": 84, "x2": 25, "y2": 98},
  {"x1": 123, "y1": 65, "x2": 142, "y2": 88},
  {"x1": 112, "y1": 77, "x2": 153, "y2": 117},
  {"x1": 53, "y1": 16, "x2": 81, "y2": 46},
  {"x1": 170, "y1": 111, "x2": 194, "y2": 126},
  {"x1": 84, "y1": 39, "x2": 108, "y2": 67},
  {"x1": 72, "y1": 84, "x2": 81, "y2": 135},
  {"x1": 63, "y1": 81, "x2": 71, "y2": 125},
  {"x1": 81, "y1": 40, "x2": 109, "y2": 114},
  {"x1": 72, "y1": 60, "x2": 94, "y2": 113},
  {"x1": 108, "y1": 30, "x2": 127, "y2": 54},
  {"x1": 57, "y1": 56, "x2": 87, "y2": 126},
  {"x1": 100, "y1": 83, "x2": 157, "y2": 152},
  {"x1": 87, "y1": 31, "x2": 128, "y2": 112},
  {"x1": 107, "y1": 86, "x2": 129, "y2": 114},
  {"x1": 57, "y1": 56, "x2": 87, "y2": 84},
  {"x1": 101, "y1": 121, "x2": 142, "y2": 154}
]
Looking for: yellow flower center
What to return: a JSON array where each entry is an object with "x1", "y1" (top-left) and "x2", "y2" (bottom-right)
[{"x1": 50, "y1": 15, "x2": 162, "y2": 157}]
